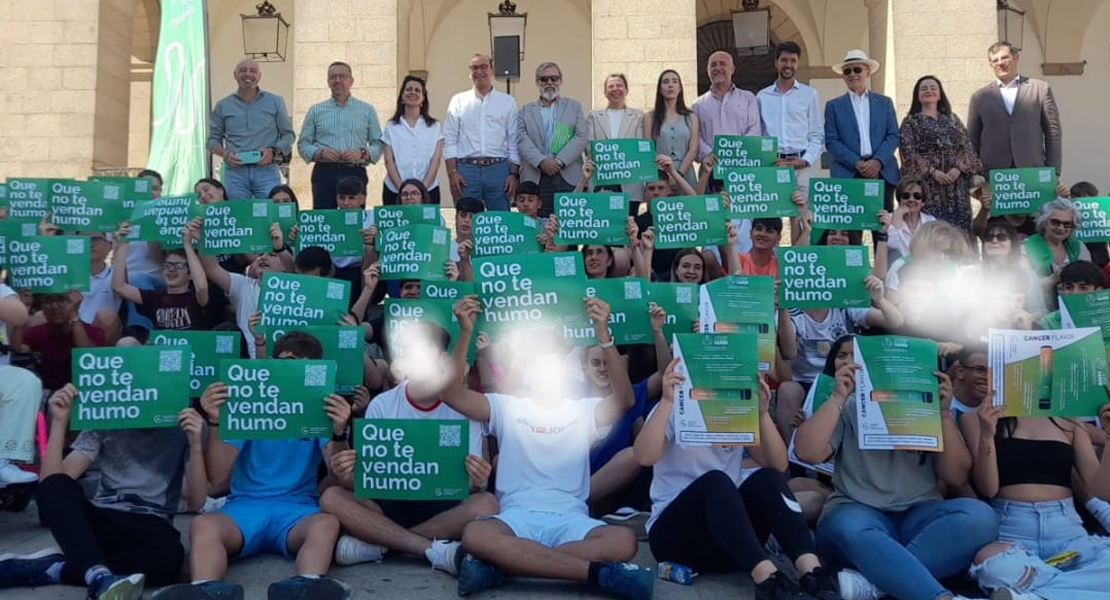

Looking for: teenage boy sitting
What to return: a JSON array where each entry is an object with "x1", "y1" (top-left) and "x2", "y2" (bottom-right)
[
  {"x1": 153, "y1": 332, "x2": 351, "y2": 600},
  {"x1": 320, "y1": 321, "x2": 497, "y2": 571},
  {"x1": 0, "y1": 383, "x2": 207, "y2": 600}
]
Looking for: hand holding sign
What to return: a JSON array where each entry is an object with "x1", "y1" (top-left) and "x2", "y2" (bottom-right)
[
  {"x1": 178, "y1": 407, "x2": 205, "y2": 447},
  {"x1": 331, "y1": 448, "x2": 357, "y2": 487},
  {"x1": 324, "y1": 394, "x2": 351, "y2": 438},
  {"x1": 48, "y1": 384, "x2": 78, "y2": 426},
  {"x1": 465, "y1": 454, "x2": 492, "y2": 489},
  {"x1": 200, "y1": 382, "x2": 229, "y2": 423}
]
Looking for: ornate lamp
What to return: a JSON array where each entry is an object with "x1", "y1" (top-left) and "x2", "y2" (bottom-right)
[{"x1": 241, "y1": 1, "x2": 290, "y2": 62}]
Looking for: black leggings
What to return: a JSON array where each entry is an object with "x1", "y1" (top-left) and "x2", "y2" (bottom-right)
[
  {"x1": 36, "y1": 474, "x2": 185, "y2": 586},
  {"x1": 648, "y1": 468, "x2": 815, "y2": 573}
]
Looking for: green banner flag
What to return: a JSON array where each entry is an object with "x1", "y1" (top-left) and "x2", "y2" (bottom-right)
[
  {"x1": 297, "y1": 209, "x2": 364, "y2": 257},
  {"x1": 554, "y1": 193, "x2": 629, "y2": 246},
  {"x1": 854, "y1": 336, "x2": 942, "y2": 452},
  {"x1": 779, "y1": 246, "x2": 870, "y2": 309},
  {"x1": 989, "y1": 168, "x2": 1057, "y2": 216},
  {"x1": 471, "y1": 212, "x2": 543, "y2": 258},
  {"x1": 989, "y1": 327, "x2": 1110, "y2": 418},
  {"x1": 651, "y1": 195, "x2": 728, "y2": 249},
  {"x1": 149, "y1": 330, "x2": 242, "y2": 397},
  {"x1": 90, "y1": 177, "x2": 154, "y2": 214},
  {"x1": 147, "y1": 0, "x2": 208, "y2": 196},
  {"x1": 128, "y1": 195, "x2": 200, "y2": 244},
  {"x1": 722, "y1": 167, "x2": 797, "y2": 219},
  {"x1": 6, "y1": 236, "x2": 90, "y2": 293},
  {"x1": 371, "y1": 204, "x2": 441, "y2": 233},
  {"x1": 809, "y1": 178, "x2": 883, "y2": 230},
  {"x1": 201, "y1": 199, "x2": 275, "y2": 255},
  {"x1": 5, "y1": 178, "x2": 50, "y2": 227},
  {"x1": 672, "y1": 333, "x2": 760, "y2": 445},
  {"x1": 647, "y1": 282, "x2": 698, "y2": 340},
  {"x1": 1072, "y1": 196, "x2": 1110, "y2": 243},
  {"x1": 590, "y1": 139, "x2": 657, "y2": 186},
  {"x1": 1060, "y1": 290, "x2": 1110, "y2": 350},
  {"x1": 49, "y1": 180, "x2": 126, "y2": 233},
  {"x1": 263, "y1": 325, "x2": 363, "y2": 394},
  {"x1": 699, "y1": 275, "x2": 776, "y2": 372},
  {"x1": 219, "y1": 359, "x2": 337, "y2": 439},
  {"x1": 474, "y1": 251, "x2": 587, "y2": 335},
  {"x1": 378, "y1": 224, "x2": 452, "y2": 281},
  {"x1": 71, "y1": 346, "x2": 190, "y2": 430},
  {"x1": 563, "y1": 278, "x2": 652, "y2": 346},
  {"x1": 713, "y1": 135, "x2": 777, "y2": 169},
  {"x1": 354, "y1": 418, "x2": 470, "y2": 501},
  {"x1": 258, "y1": 273, "x2": 351, "y2": 330}
]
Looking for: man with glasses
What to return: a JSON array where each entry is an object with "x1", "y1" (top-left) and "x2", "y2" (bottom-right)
[
  {"x1": 111, "y1": 222, "x2": 214, "y2": 331},
  {"x1": 517, "y1": 62, "x2": 588, "y2": 217},
  {"x1": 9, "y1": 291, "x2": 105, "y2": 393},
  {"x1": 824, "y1": 49, "x2": 901, "y2": 210},
  {"x1": 298, "y1": 61, "x2": 382, "y2": 210},
  {"x1": 444, "y1": 54, "x2": 521, "y2": 211}
]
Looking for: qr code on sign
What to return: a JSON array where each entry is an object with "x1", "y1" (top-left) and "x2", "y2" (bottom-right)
[
  {"x1": 423, "y1": 207, "x2": 437, "y2": 220},
  {"x1": 278, "y1": 205, "x2": 294, "y2": 218},
  {"x1": 439, "y1": 424, "x2": 462, "y2": 448},
  {"x1": 66, "y1": 239, "x2": 85, "y2": 254},
  {"x1": 638, "y1": 141, "x2": 652, "y2": 153},
  {"x1": 624, "y1": 281, "x2": 642, "y2": 299},
  {"x1": 609, "y1": 196, "x2": 624, "y2": 210},
  {"x1": 103, "y1": 185, "x2": 119, "y2": 200},
  {"x1": 253, "y1": 202, "x2": 269, "y2": 218},
  {"x1": 777, "y1": 170, "x2": 791, "y2": 184},
  {"x1": 338, "y1": 329, "x2": 358, "y2": 349},
  {"x1": 158, "y1": 350, "x2": 183, "y2": 373},
  {"x1": 864, "y1": 182, "x2": 881, "y2": 196},
  {"x1": 304, "y1": 364, "x2": 328, "y2": 387},
  {"x1": 705, "y1": 196, "x2": 719, "y2": 212},
  {"x1": 21, "y1": 223, "x2": 37, "y2": 237},
  {"x1": 1039, "y1": 170, "x2": 1052, "y2": 183},
  {"x1": 761, "y1": 139, "x2": 775, "y2": 152},
  {"x1": 345, "y1": 211, "x2": 359, "y2": 225},
  {"x1": 326, "y1": 281, "x2": 345, "y2": 300},
  {"x1": 676, "y1": 286, "x2": 693, "y2": 304},
  {"x1": 845, "y1": 248, "x2": 864, "y2": 267},
  {"x1": 433, "y1": 229, "x2": 447, "y2": 245},
  {"x1": 130, "y1": 224, "x2": 142, "y2": 238},
  {"x1": 554, "y1": 255, "x2": 577, "y2": 277},
  {"x1": 216, "y1": 335, "x2": 234, "y2": 354}
]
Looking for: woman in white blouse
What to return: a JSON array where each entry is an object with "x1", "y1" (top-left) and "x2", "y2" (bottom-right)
[{"x1": 382, "y1": 75, "x2": 445, "y2": 205}]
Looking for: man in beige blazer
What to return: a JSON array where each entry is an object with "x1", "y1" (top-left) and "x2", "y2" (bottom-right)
[
  {"x1": 967, "y1": 42, "x2": 1062, "y2": 175},
  {"x1": 517, "y1": 62, "x2": 589, "y2": 217},
  {"x1": 586, "y1": 74, "x2": 645, "y2": 215}
]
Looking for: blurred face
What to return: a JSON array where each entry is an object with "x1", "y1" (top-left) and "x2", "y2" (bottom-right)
[
  {"x1": 826, "y1": 230, "x2": 851, "y2": 245},
  {"x1": 1044, "y1": 209, "x2": 1076, "y2": 243},
  {"x1": 398, "y1": 184, "x2": 423, "y2": 205},
  {"x1": 392, "y1": 336, "x2": 446, "y2": 383},
  {"x1": 750, "y1": 222, "x2": 781, "y2": 250},
  {"x1": 833, "y1": 339, "x2": 855, "y2": 371},
  {"x1": 775, "y1": 52, "x2": 799, "y2": 81},
  {"x1": 916, "y1": 78, "x2": 941, "y2": 105},
  {"x1": 583, "y1": 346, "x2": 610, "y2": 390},
  {"x1": 250, "y1": 252, "x2": 283, "y2": 278},
  {"x1": 400, "y1": 281, "x2": 421, "y2": 299},
  {"x1": 337, "y1": 193, "x2": 365, "y2": 209},
  {"x1": 162, "y1": 255, "x2": 190, "y2": 286},
  {"x1": 195, "y1": 182, "x2": 224, "y2": 204},
  {"x1": 604, "y1": 76, "x2": 627, "y2": 107},
  {"x1": 659, "y1": 72, "x2": 681, "y2": 100},
  {"x1": 468, "y1": 55, "x2": 492, "y2": 89},
  {"x1": 960, "y1": 353, "x2": 990, "y2": 400},
  {"x1": 673, "y1": 254, "x2": 704, "y2": 283},
  {"x1": 401, "y1": 79, "x2": 425, "y2": 109},
  {"x1": 982, "y1": 227, "x2": 1013, "y2": 257},
  {"x1": 643, "y1": 180, "x2": 672, "y2": 200},
  {"x1": 536, "y1": 66, "x2": 561, "y2": 102},
  {"x1": 328, "y1": 64, "x2": 353, "y2": 98},
  {"x1": 40, "y1": 294, "x2": 73, "y2": 324},
  {"x1": 842, "y1": 63, "x2": 871, "y2": 94},
  {"x1": 898, "y1": 185, "x2": 924, "y2": 214},
  {"x1": 707, "y1": 52, "x2": 734, "y2": 87},
  {"x1": 456, "y1": 211, "x2": 474, "y2": 238},
  {"x1": 234, "y1": 59, "x2": 261, "y2": 92},
  {"x1": 515, "y1": 193, "x2": 541, "y2": 217},
  {"x1": 989, "y1": 47, "x2": 1019, "y2": 82},
  {"x1": 270, "y1": 190, "x2": 293, "y2": 203},
  {"x1": 583, "y1": 246, "x2": 612, "y2": 278}
]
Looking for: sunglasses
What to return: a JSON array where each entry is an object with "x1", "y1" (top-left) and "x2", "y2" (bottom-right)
[
  {"x1": 983, "y1": 233, "x2": 1010, "y2": 242},
  {"x1": 1049, "y1": 218, "x2": 1076, "y2": 230},
  {"x1": 899, "y1": 192, "x2": 924, "y2": 201},
  {"x1": 842, "y1": 66, "x2": 866, "y2": 75},
  {"x1": 538, "y1": 75, "x2": 561, "y2": 83}
]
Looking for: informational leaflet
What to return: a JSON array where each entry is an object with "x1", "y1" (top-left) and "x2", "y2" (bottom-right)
[
  {"x1": 721, "y1": 167, "x2": 798, "y2": 219},
  {"x1": 201, "y1": 199, "x2": 275, "y2": 255},
  {"x1": 257, "y1": 273, "x2": 351, "y2": 330},
  {"x1": 1060, "y1": 290, "x2": 1110, "y2": 350},
  {"x1": 1072, "y1": 196, "x2": 1110, "y2": 243},
  {"x1": 377, "y1": 224, "x2": 452, "y2": 281},
  {"x1": 646, "y1": 282, "x2": 699, "y2": 341},
  {"x1": 651, "y1": 195, "x2": 728, "y2": 249},
  {"x1": 471, "y1": 212, "x2": 543, "y2": 257},
  {"x1": 778, "y1": 246, "x2": 870, "y2": 309},
  {"x1": 219, "y1": 359, "x2": 337, "y2": 439},
  {"x1": 353, "y1": 418, "x2": 470, "y2": 501},
  {"x1": 854, "y1": 336, "x2": 942, "y2": 452},
  {"x1": 148, "y1": 330, "x2": 241, "y2": 397},
  {"x1": 808, "y1": 178, "x2": 883, "y2": 230},
  {"x1": 554, "y1": 192, "x2": 629, "y2": 246},
  {"x1": 70, "y1": 346, "x2": 190, "y2": 430},
  {"x1": 5, "y1": 235, "x2": 91, "y2": 293},
  {"x1": 473, "y1": 251, "x2": 587, "y2": 337},
  {"x1": 671, "y1": 333, "x2": 760, "y2": 446},
  {"x1": 589, "y1": 139, "x2": 658, "y2": 187},
  {"x1": 988, "y1": 168, "x2": 1057, "y2": 216},
  {"x1": 988, "y1": 327, "x2": 1109, "y2": 417},
  {"x1": 297, "y1": 209, "x2": 365, "y2": 257},
  {"x1": 699, "y1": 275, "x2": 776, "y2": 372},
  {"x1": 713, "y1": 135, "x2": 777, "y2": 169}
]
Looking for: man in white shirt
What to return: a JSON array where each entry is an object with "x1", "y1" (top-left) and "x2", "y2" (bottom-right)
[
  {"x1": 444, "y1": 54, "x2": 521, "y2": 212},
  {"x1": 517, "y1": 62, "x2": 588, "y2": 217}
]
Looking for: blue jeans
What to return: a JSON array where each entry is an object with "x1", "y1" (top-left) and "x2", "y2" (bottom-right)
[
  {"x1": 816, "y1": 498, "x2": 999, "y2": 600},
  {"x1": 971, "y1": 498, "x2": 1110, "y2": 600},
  {"x1": 456, "y1": 161, "x2": 510, "y2": 211},
  {"x1": 223, "y1": 163, "x2": 282, "y2": 200}
]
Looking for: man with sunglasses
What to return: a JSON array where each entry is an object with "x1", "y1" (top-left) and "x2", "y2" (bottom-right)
[
  {"x1": 824, "y1": 49, "x2": 901, "y2": 211},
  {"x1": 517, "y1": 62, "x2": 588, "y2": 218}
]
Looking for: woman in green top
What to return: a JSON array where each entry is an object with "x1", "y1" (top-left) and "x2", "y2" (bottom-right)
[{"x1": 1022, "y1": 199, "x2": 1090, "y2": 310}]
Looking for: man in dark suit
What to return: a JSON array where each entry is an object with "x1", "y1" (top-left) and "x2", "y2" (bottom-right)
[
  {"x1": 824, "y1": 49, "x2": 901, "y2": 210},
  {"x1": 517, "y1": 62, "x2": 588, "y2": 217},
  {"x1": 967, "y1": 41, "x2": 1062, "y2": 176}
]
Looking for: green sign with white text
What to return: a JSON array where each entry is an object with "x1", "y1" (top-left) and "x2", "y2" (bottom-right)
[
  {"x1": 49, "y1": 180, "x2": 127, "y2": 233},
  {"x1": 219, "y1": 359, "x2": 337, "y2": 439},
  {"x1": 128, "y1": 196, "x2": 200, "y2": 244},
  {"x1": 651, "y1": 195, "x2": 728, "y2": 249},
  {"x1": 472, "y1": 212, "x2": 542, "y2": 257},
  {"x1": 590, "y1": 139, "x2": 657, "y2": 186},
  {"x1": 699, "y1": 275, "x2": 776, "y2": 372},
  {"x1": 722, "y1": 167, "x2": 797, "y2": 218},
  {"x1": 473, "y1": 251, "x2": 587, "y2": 335},
  {"x1": 713, "y1": 135, "x2": 777, "y2": 169},
  {"x1": 554, "y1": 193, "x2": 629, "y2": 246},
  {"x1": 854, "y1": 336, "x2": 942, "y2": 452},
  {"x1": 201, "y1": 199, "x2": 275, "y2": 255},
  {"x1": 1072, "y1": 196, "x2": 1110, "y2": 243},
  {"x1": 563, "y1": 278, "x2": 652, "y2": 346},
  {"x1": 989, "y1": 168, "x2": 1057, "y2": 216},
  {"x1": 263, "y1": 325, "x2": 363, "y2": 394},
  {"x1": 6, "y1": 235, "x2": 90, "y2": 293},
  {"x1": 371, "y1": 204, "x2": 441, "y2": 233},
  {"x1": 809, "y1": 178, "x2": 883, "y2": 230},
  {"x1": 779, "y1": 246, "x2": 870, "y2": 309},
  {"x1": 5, "y1": 178, "x2": 50, "y2": 227},
  {"x1": 71, "y1": 346, "x2": 190, "y2": 430},
  {"x1": 354, "y1": 418, "x2": 470, "y2": 501},
  {"x1": 149, "y1": 330, "x2": 242, "y2": 397},
  {"x1": 258, "y1": 273, "x2": 351, "y2": 330},
  {"x1": 297, "y1": 209, "x2": 365, "y2": 258},
  {"x1": 647, "y1": 282, "x2": 699, "y2": 340},
  {"x1": 672, "y1": 333, "x2": 760, "y2": 445},
  {"x1": 378, "y1": 224, "x2": 452, "y2": 281}
]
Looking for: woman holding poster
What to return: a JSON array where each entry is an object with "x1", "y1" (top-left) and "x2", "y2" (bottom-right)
[{"x1": 961, "y1": 404, "x2": 1110, "y2": 600}]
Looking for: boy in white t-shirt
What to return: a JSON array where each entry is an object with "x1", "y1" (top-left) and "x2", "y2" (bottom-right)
[
  {"x1": 319, "y1": 321, "x2": 496, "y2": 573},
  {"x1": 442, "y1": 296, "x2": 653, "y2": 600}
]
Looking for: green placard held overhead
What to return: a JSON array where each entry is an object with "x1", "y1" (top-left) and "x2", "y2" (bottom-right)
[
  {"x1": 201, "y1": 199, "x2": 275, "y2": 255},
  {"x1": 297, "y1": 209, "x2": 365, "y2": 257},
  {"x1": 713, "y1": 135, "x2": 777, "y2": 169},
  {"x1": 263, "y1": 325, "x2": 364, "y2": 394},
  {"x1": 6, "y1": 235, "x2": 91, "y2": 293},
  {"x1": 219, "y1": 359, "x2": 337, "y2": 440},
  {"x1": 473, "y1": 251, "x2": 588, "y2": 335},
  {"x1": 471, "y1": 212, "x2": 543, "y2": 257},
  {"x1": 354, "y1": 419, "x2": 471, "y2": 501},
  {"x1": 809, "y1": 178, "x2": 883, "y2": 230},
  {"x1": 721, "y1": 167, "x2": 798, "y2": 219},
  {"x1": 127, "y1": 196, "x2": 199, "y2": 244},
  {"x1": 5, "y1": 178, "x2": 51, "y2": 227},
  {"x1": 71, "y1": 346, "x2": 190, "y2": 430},
  {"x1": 779, "y1": 246, "x2": 870, "y2": 309},
  {"x1": 589, "y1": 139, "x2": 658, "y2": 186},
  {"x1": 49, "y1": 180, "x2": 127, "y2": 233},
  {"x1": 989, "y1": 168, "x2": 1057, "y2": 216},
  {"x1": 257, "y1": 272, "x2": 351, "y2": 330},
  {"x1": 651, "y1": 195, "x2": 729, "y2": 249},
  {"x1": 378, "y1": 224, "x2": 452, "y2": 281},
  {"x1": 554, "y1": 192, "x2": 629, "y2": 246},
  {"x1": 148, "y1": 330, "x2": 242, "y2": 397}
]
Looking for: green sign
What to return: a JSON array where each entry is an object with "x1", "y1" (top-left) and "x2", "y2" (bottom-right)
[
  {"x1": 699, "y1": 275, "x2": 776, "y2": 372},
  {"x1": 5, "y1": 178, "x2": 50, "y2": 226},
  {"x1": 647, "y1": 282, "x2": 699, "y2": 340},
  {"x1": 0, "y1": 182, "x2": 6, "y2": 210},
  {"x1": 71, "y1": 346, "x2": 190, "y2": 430},
  {"x1": 471, "y1": 212, "x2": 542, "y2": 258},
  {"x1": 563, "y1": 278, "x2": 651, "y2": 346},
  {"x1": 371, "y1": 204, "x2": 441, "y2": 233},
  {"x1": 90, "y1": 176, "x2": 154, "y2": 214},
  {"x1": 553, "y1": 193, "x2": 629, "y2": 246},
  {"x1": 989, "y1": 327, "x2": 1110, "y2": 418},
  {"x1": 201, "y1": 199, "x2": 275, "y2": 255},
  {"x1": 989, "y1": 168, "x2": 1057, "y2": 216},
  {"x1": 854, "y1": 336, "x2": 942, "y2": 452},
  {"x1": 6, "y1": 235, "x2": 90, "y2": 293},
  {"x1": 149, "y1": 330, "x2": 242, "y2": 397},
  {"x1": 297, "y1": 209, "x2": 364, "y2": 257},
  {"x1": 49, "y1": 180, "x2": 127, "y2": 233},
  {"x1": 779, "y1": 246, "x2": 870, "y2": 309},
  {"x1": 128, "y1": 196, "x2": 200, "y2": 244},
  {"x1": 219, "y1": 359, "x2": 337, "y2": 439},
  {"x1": 809, "y1": 178, "x2": 883, "y2": 230},
  {"x1": 258, "y1": 273, "x2": 351, "y2": 330},
  {"x1": 274, "y1": 202, "x2": 299, "y2": 246},
  {"x1": 473, "y1": 251, "x2": 587, "y2": 335},
  {"x1": 1073, "y1": 196, "x2": 1110, "y2": 243},
  {"x1": 378, "y1": 224, "x2": 452, "y2": 281},
  {"x1": 1060, "y1": 290, "x2": 1110, "y2": 350},
  {"x1": 651, "y1": 195, "x2": 728, "y2": 249},
  {"x1": 354, "y1": 418, "x2": 470, "y2": 501},
  {"x1": 672, "y1": 333, "x2": 760, "y2": 445},
  {"x1": 722, "y1": 167, "x2": 797, "y2": 218},
  {"x1": 713, "y1": 135, "x2": 777, "y2": 169},
  {"x1": 590, "y1": 139, "x2": 657, "y2": 186},
  {"x1": 263, "y1": 325, "x2": 363, "y2": 394},
  {"x1": 0, "y1": 221, "x2": 39, "y2": 268}
]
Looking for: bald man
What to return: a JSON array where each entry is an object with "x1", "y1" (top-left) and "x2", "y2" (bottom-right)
[{"x1": 208, "y1": 58, "x2": 295, "y2": 200}]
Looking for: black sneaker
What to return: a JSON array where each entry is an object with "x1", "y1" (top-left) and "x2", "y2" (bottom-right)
[
  {"x1": 799, "y1": 567, "x2": 843, "y2": 600},
  {"x1": 754, "y1": 571, "x2": 815, "y2": 600},
  {"x1": 267, "y1": 575, "x2": 350, "y2": 600},
  {"x1": 0, "y1": 550, "x2": 63, "y2": 588},
  {"x1": 151, "y1": 581, "x2": 245, "y2": 600}
]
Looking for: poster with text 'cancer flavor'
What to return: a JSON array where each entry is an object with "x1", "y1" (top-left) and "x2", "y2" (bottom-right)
[
  {"x1": 70, "y1": 346, "x2": 190, "y2": 431},
  {"x1": 219, "y1": 359, "x2": 336, "y2": 440},
  {"x1": 699, "y1": 275, "x2": 776, "y2": 372},
  {"x1": 354, "y1": 418, "x2": 470, "y2": 501},
  {"x1": 988, "y1": 327, "x2": 1108, "y2": 417},
  {"x1": 854, "y1": 336, "x2": 942, "y2": 452},
  {"x1": 988, "y1": 168, "x2": 1057, "y2": 216},
  {"x1": 672, "y1": 333, "x2": 760, "y2": 446}
]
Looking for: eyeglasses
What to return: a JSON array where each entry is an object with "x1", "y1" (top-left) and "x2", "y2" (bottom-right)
[
  {"x1": 982, "y1": 233, "x2": 1010, "y2": 242},
  {"x1": 899, "y1": 192, "x2": 924, "y2": 201},
  {"x1": 842, "y1": 66, "x2": 866, "y2": 75},
  {"x1": 1049, "y1": 218, "x2": 1076, "y2": 230},
  {"x1": 538, "y1": 75, "x2": 561, "y2": 83},
  {"x1": 162, "y1": 262, "x2": 189, "y2": 272},
  {"x1": 399, "y1": 190, "x2": 423, "y2": 199}
]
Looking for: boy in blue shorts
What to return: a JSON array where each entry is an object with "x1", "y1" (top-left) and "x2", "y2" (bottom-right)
[{"x1": 153, "y1": 331, "x2": 351, "y2": 600}]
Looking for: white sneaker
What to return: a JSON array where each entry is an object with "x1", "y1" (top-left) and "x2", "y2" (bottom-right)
[
  {"x1": 990, "y1": 589, "x2": 1039, "y2": 600},
  {"x1": 0, "y1": 460, "x2": 36, "y2": 487},
  {"x1": 334, "y1": 534, "x2": 386, "y2": 566},
  {"x1": 837, "y1": 569, "x2": 881, "y2": 600},
  {"x1": 425, "y1": 540, "x2": 462, "y2": 576},
  {"x1": 199, "y1": 495, "x2": 227, "y2": 514}
]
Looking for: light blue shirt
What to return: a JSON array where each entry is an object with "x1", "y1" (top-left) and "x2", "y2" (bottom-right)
[
  {"x1": 756, "y1": 80, "x2": 824, "y2": 166},
  {"x1": 297, "y1": 96, "x2": 383, "y2": 165},
  {"x1": 207, "y1": 89, "x2": 295, "y2": 156}
]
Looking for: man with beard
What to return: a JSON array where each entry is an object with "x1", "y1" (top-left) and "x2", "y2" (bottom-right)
[{"x1": 516, "y1": 62, "x2": 588, "y2": 218}]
